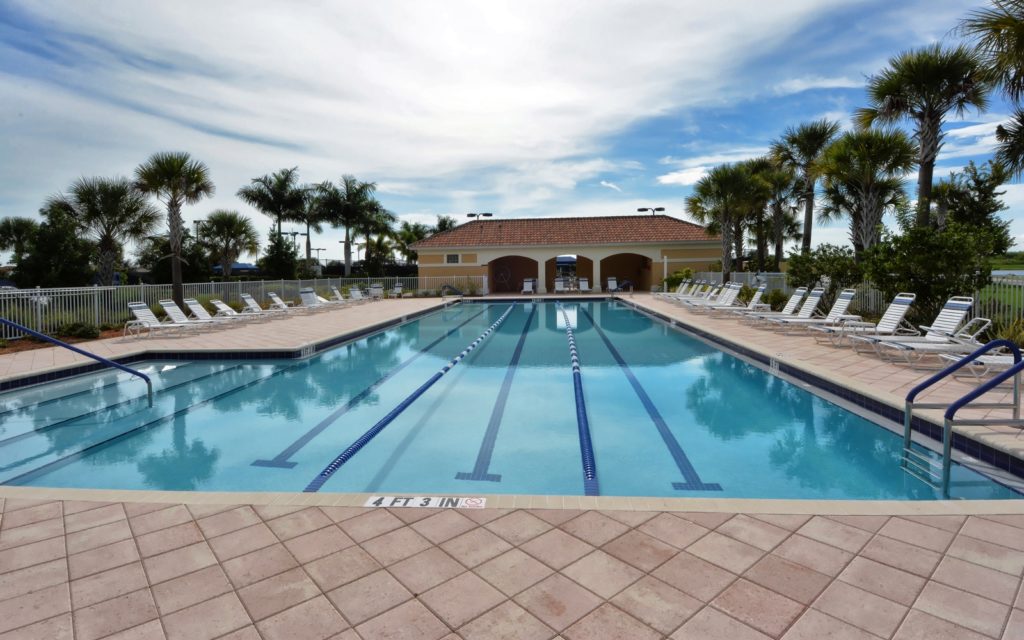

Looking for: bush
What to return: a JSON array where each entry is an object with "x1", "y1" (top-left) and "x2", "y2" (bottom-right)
[
  {"x1": 661, "y1": 269, "x2": 694, "y2": 292},
  {"x1": 786, "y1": 244, "x2": 862, "y2": 311},
  {"x1": 58, "y1": 322, "x2": 100, "y2": 340},
  {"x1": 762, "y1": 289, "x2": 789, "y2": 311},
  {"x1": 737, "y1": 284, "x2": 756, "y2": 305},
  {"x1": 986, "y1": 318, "x2": 1024, "y2": 346}
]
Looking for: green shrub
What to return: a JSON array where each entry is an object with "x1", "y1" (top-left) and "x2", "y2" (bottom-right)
[
  {"x1": 737, "y1": 284, "x2": 756, "y2": 305},
  {"x1": 986, "y1": 318, "x2": 1024, "y2": 346},
  {"x1": 661, "y1": 269, "x2": 694, "y2": 292},
  {"x1": 763, "y1": 289, "x2": 788, "y2": 311},
  {"x1": 786, "y1": 244, "x2": 863, "y2": 311},
  {"x1": 58, "y1": 322, "x2": 100, "y2": 340}
]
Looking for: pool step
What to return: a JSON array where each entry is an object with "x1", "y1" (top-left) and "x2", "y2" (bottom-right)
[{"x1": 901, "y1": 447, "x2": 942, "y2": 488}]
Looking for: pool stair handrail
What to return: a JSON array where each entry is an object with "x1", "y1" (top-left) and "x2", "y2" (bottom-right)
[
  {"x1": 0, "y1": 316, "x2": 153, "y2": 407},
  {"x1": 902, "y1": 339, "x2": 1022, "y2": 497},
  {"x1": 304, "y1": 303, "x2": 517, "y2": 492}
]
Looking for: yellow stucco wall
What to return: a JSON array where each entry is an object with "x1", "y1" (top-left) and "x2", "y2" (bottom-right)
[
  {"x1": 419, "y1": 254, "x2": 443, "y2": 264},
  {"x1": 418, "y1": 265, "x2": 488, "y2": 278}
]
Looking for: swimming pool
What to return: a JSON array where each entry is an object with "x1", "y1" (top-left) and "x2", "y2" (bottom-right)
[{"x1": 0, "y1": 301, "x2": 1017, "y2": 499}]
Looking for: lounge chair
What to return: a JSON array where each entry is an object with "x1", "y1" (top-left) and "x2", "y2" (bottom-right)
[
  {"x1": 554, "y1": 278, "x2": 568, "y2": 294},
  {"x1": 298, "y1": 288, "x2": 334, "y2": 312},
  {"x1": 521, "y1": 279, "x2": 535, "y2": 295},
  {"x1": 240, "y1": 293, "x2": 286, "y2": 318},
  {"x1": 369, "y1": 284, "x2": 385, "y2": 300},
  {"x1": 655, "y1": 280, "x2": 688, "y2": 299},
  {"x1": 158, "y1": 299, "x2": 218, "y2": 329},
  {"x1": 390, "y1": 283, "x2": 404, "y2": 298},
  {"x1": 737, "y1": 286, "x2": 806, "y2": 321},
  {"x1": 683, "y1": 283, "x2": 741, "y2": 311},
  {"x1": 267, "y1": 292, "x2": 308, "y2": 313},
  {"x1": 850, "y1": 296, "x2": 976, "y2": 355},
  {"x1": 707, "y1": 284, "x2": 767, "y2": 316},
  {"x1": 668, "y1": 282, "x2": 719, "y2": 305},
  {"x1": 763, "y1": 288, "x2": 859, "y2": 332},
  {"x1": 211, "y1": 298, "x2": 267, "y2": 322},
  {"x1": 184, "y1": 298, "x2": 246, "y2": 325},
  {"x1": 331, "y1": 286, "x2": 364, "y2": 304},
  {"x1": 940, "y1": 352, "x2": 1021, "y2": 379},
  {"x1": 809, "y1": 293, "x2": 916, "y2": 347},
  {"x1": 124, "y1": 302, "x2": 193, "y2": 338},
  {"x1": 578, "y1": 278, "x2": 591, "y2": 293},
  {"x1": 607, "y1": 277, "x2": 619, "y2": 292}
]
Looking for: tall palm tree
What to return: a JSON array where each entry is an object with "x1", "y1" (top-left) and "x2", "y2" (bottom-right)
[
  {"x1": 818, "y1": 129, "x2": 916, "y2": 258},
  {"x1": 685, "y1": 163, "x2": 749, "y2": 279},
  {"x1": 203, "y1": 210, "x2": 259, "y2": 277},
  {"x1": 770, "y1": 119, "x2": 842, "y2": 253},
  {"x1": 135, "y1": 152, "x2": 215, "y2": 305},
  {"x1": 0, "y1": 217, "x2": 39, "y2": 264},
  {"x1": 960, "y1": 1, "x2": 1024, "y2": 175},
  {"x1": 738, "y1": 157, "x2": 776, "y2": 271},
  {"x1": 754, "y1": 161, "x2": 800, "y2": 270},
  {"x1": 856, "y1": 44, "x2": 990, "y2": 226},
  {"x1": 46, "y1": 177, "x2": 161, "y2": 285},
  {"x1": 395, "y1": 221, "x2": 431, "y2": 264},
  {"x1": 358, "y1": 203, "x2": 397, "y2": 266},
  {"x1": 236, "y1": 167, "x2": 305, "y2": 238},
  {"x1": 292, "y1": 185, "x2": 328, "y2": 265},
  {"x1": 316, "y1": 175, "x2": 378, "y2": 275}
]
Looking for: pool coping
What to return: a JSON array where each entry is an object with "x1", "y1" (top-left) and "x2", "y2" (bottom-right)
[
  {"x1": 0, "y1": 299, "x2": 455, "y2": 392},
  {"x1": 615, "y1": 295, "x2": 1024, "y2": 483}
]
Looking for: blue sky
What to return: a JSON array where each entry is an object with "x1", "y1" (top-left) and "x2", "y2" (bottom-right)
[{"x1": 0, "y1": 0, "x2": 1019, "y2": 262}]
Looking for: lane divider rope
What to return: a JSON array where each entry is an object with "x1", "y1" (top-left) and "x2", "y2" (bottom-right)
[
  {"x1": 304, "y1": 304, "x2": 517, "y2": 492},
  {"x1": 559, "y1": 303, "x2": 599, "y2": 496}
]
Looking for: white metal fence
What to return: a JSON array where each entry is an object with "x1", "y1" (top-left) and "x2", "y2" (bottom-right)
[
  {"x1": 0, "y1": 276, "x2": 487, "y2": 340},
  {"x1": 691, "y1": 271, "x2": 1024, "y2": 320}
]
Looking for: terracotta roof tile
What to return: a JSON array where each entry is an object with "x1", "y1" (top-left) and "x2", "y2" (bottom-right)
[{"x1": 411, "y1": 215, "x2": 716, "y2": 249}]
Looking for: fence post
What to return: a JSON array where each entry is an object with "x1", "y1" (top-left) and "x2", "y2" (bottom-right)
[
  {"x1": 34, "y1": 286, "x2": 42, "y2": 333},
  {"x1": 93, "y1": 285, "x2": 99, "y2": 327}
]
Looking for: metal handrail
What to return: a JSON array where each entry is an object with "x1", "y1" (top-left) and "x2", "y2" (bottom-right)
[
  {"x1": 902, "y1": 339, "x2": 1021, "y2": 497},
  {"x1": 0, "y1": 317, "x2": 153, "y2": 407}
]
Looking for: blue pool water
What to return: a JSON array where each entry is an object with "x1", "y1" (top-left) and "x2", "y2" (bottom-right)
[{"x1": 0, "y1": 301, "x2": 1017, "y2": 500}]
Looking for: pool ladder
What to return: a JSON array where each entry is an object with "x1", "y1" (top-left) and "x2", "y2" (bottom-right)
[
  {"x1": 901, "y1": 340, "x2": 1022, "y2": 497},
  {"x1": 0, "y1": 317, "x2": 153, "y2": 407}
]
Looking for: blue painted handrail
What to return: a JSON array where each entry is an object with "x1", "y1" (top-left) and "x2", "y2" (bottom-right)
[
  {"x1": 0, "y1": 317, "x2": 153, "y2": 407},
  {"x1": 906, "y1": 339, "x2": 1021, "y2": 405},
  {"x1": 945, "y1": 344, "x2": 1023, "y2": 421}
]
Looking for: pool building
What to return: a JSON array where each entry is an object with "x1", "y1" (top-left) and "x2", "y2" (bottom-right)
[{"x1": 411, "y1": 214, "x2": 721, "y2": 293}]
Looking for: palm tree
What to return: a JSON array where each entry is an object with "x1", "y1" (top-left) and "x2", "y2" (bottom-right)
[
  {"x1": 818, "y1": 129, "x2": 916, "y2": 259},
  {"x1": 960, "y1": 2, "x2": 1024, "y2": 175},
  {"x1": 316, "y1": 176, "x2": 378, "y2": 275},
  {"x1": 292, "y1": 185, "x2": 328, "y2": 265},
  {"x1": 46, "y1": 177, "x2": 160, "y2": 285},
  {"x1": 0, "y1": 217, "x2": 39, "y2": 264},
  {"x1": 395, "y1": 221, "x2": 431, "y2": 264},
  {"x1": 135, "y1": 152, "x2": 215, "y2": 305},
  {"x1": 203, "y1": 210, "x2": 259, "y2": 277},
  {"x1": 434, "y1": 215, "x2": 458, "y2": 233},
  {"x1": 856, "y1": 44, "x2": 990, "y2": 226},
  {"x1": 685, "y1": 163, "x2": 749, "y2": 279},
  {"x1": 359, "y1": 203, "x2": 397, "y2": 267},
  {"x1": 770, "y1": 119, "x2": 842, "y2": 253},
  {"x1": 236, "y1": 167, "x2": 305, "y2": 238},
  {"x1": 755, "y1": 161, "x2": 800, "y2": 270}
]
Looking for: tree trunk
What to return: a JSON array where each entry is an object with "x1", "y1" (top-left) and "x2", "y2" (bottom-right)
[
  {"x1": 222, "y1": 258, "x2": 233, "y2": 278},
  {"x1": 801, "y1": 183, "x2": 814, "y2": 254},
  {"x1": 168, "y1": 198, "x2": 185, "y2": 308},
  {"x1": 343, "y1": 227, "x2": 352, "y2": 276},
  {"x1": 915, "y1": 119, "x2": 941, "y2": 228},
  {"x1": 915, "y1": 160, "x2": 935, "y2": 228},
  {"x1": 733, "y1": 224, "x2": 744, "y2": 274},
  {"x1": 305, "y1": 222, "x2": 312, "y2": 264},
  {"x1": 772, "y1": 203, "x2": 784, "y2": 271},
  {"x1": 721, "y1": 227, "x2": 733, "y2": 281},
  {"x1": 98, "y1": 244, "x2": 116, "y2": 286}
]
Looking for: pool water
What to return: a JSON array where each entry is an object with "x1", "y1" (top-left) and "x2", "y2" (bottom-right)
[{"x1": 0, "y1": 301, "x2": 1017, "y2": 499}]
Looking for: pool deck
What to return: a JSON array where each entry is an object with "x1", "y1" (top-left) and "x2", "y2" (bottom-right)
[{"x1": 2, "y1": 294, "x2": 1024, "y2": 638}]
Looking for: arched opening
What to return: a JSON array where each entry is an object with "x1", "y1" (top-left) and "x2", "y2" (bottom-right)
[
  {"x1": 599, "y1": 253, "x2": 654, "y2": 291},
  {"x1": 488, "y1": 255, "x2": 539, "y2": 293}
]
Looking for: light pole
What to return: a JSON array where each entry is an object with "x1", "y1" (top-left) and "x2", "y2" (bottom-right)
[
  {"x1": 312, "y1": 248, "x2": 326, "y2": 263},
  {"x1": 467, "y1": 212, "x2": 494, "y2": 220},
  {"x1": 637, "y1": 207, "x2": 665, "y2": 216}
]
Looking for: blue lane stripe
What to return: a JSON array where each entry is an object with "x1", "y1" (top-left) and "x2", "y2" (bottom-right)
[
  {"x1": 252, "y1": 306, "x2": 484, "y2": 468},
  {"x1": 304, "y1": 304, "x2": 516, "y2": 493},
  {"x1": 456, "y1": 305, "x2": 538, "y2": 482},
  {"x1": 579, "y1": 307, "x2": 721, "y2": 492},
  {"x1": 0, "y1": 363, "x2": 245, "y2": 449},
  {"x1": 559, "y1": 304, "x2": 599, "y2": 496}
]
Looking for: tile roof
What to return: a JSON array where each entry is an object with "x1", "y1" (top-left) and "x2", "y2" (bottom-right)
[{"x1": 410, "y1": 215, "x2": 717, "y2": 249}]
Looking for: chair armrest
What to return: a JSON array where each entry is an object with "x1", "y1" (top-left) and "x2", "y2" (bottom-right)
[{"x1": 836, "y1": 314, "x2": 861, "y2": 321}]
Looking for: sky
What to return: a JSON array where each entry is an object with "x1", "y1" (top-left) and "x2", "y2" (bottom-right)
[{"x1": 0, "y1": 0, "x2": 1020, "y2": 264}]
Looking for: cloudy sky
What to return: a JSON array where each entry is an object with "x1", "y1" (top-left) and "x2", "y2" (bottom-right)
[{"x1": 0, "y1": 0, "x2": 1018, "y2": 262}]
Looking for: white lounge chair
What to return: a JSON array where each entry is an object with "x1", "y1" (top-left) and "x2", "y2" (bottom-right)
[
  {"x1": 210, "y1": 298, "x2": 267, "y2": 322},
  {"x1": 707, "y1": 284, "x2": 767, "y2": 316},
  {"x1": 331, "y1": 286, "x2": 363, "y2": 304},
  {"x1": 184, "y1": 298, "x2": 244, "y2": 325},
  {"x1": 683, "y1": 283, "x2": 741, "y2": 311},
  {"x1": 669, "y1": 282, "x2": 719, "y2": 305},
  {"x1": 655, "y1": 281, "x2": 688, "y2": 299},
  {"x1": 850, "y1": 296, "x2": 976, "y2": 355},
  {"x1": 940, "y1": 352, "x2": 1020, "y2": 379},
  {"x1": 741, "y1": 287, "x2": 818, "y2": 325},
  {"x1": 240, "y1": 293, "x2": 286, "y2": 318},
  {"x1": 607, "y1": 277, "x2": 620, "y2": 292},
  {"x1": 554, "y1": 278, "x2": 568, "y2": 294},
  {"x1": 124, "y1": 302, "x2": 193, "y2": 338},
  {"x1": 737, "y1": 286, "x2": 806, "y2": 321},
  {"x1": 764, "y1": 288, "x2": 859, "y2": 332},
  {"x1": 266, "y1": 292, "x2": 306, "y2": 313},
  {"x1": 298, "y1": 287, "x2": 333, "y2": 312},
  {"x1": 349, "y1": 287, "x2": 372, "y2": 302},
  {"x1": 809, "y1": 292, "x2": 916, "y2": 347},
  {"x1": 369, "y1": 284, "x2": 385, "y2": 300},
  {"x1": 521, "y1": 279, "x2": 535, "y2": 295},
  {"x1": 159, "y1": 299, "x2": 218, "y2": 330},
  {"x1": 390, "y1": 283, "x2": 404, "y2": 298},
  {"x1": 578, "y1": 277, "x2": 591, "y2": 293}
]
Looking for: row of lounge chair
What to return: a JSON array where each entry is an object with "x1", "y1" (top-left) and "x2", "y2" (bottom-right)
[
  {"x1": 123, "y1": 285, "x2": 384, "y2": 338},
  {"x1": 661, "y1": 279, "x2": 995, "y2": 369}
]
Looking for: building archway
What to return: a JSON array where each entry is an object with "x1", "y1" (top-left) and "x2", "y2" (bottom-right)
[
  {"x1": 488, "y1": 255, "x2": 539, "y2": 293},
  {"x1": 599, "y1": 253, "x2": 654, "y2": 291}
]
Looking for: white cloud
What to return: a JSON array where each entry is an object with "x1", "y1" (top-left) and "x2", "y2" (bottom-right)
[
  {"x1": 599, "y1": 180, "x2": 622, "y2": 192},
  {"x1": 773, "y1": 75, "x2": 861, "y2": 95},
  {"x1": 657, "y1": 167, "x2": 710, "y2": 186}
]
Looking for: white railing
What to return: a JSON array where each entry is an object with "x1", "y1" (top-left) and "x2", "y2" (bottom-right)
[{"x1": 0, "y1": 276, "x2": 487, "y2": 340}]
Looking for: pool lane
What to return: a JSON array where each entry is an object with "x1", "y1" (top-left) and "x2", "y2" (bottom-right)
[{"x1": 557, "y1": 303, "x2": 599, "y2": 496}]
